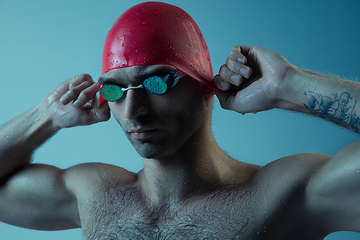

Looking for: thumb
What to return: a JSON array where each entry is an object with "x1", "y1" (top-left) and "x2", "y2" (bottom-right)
[
  {"x1": 216, "y1": 80, "x2": 269, "y2": 114},
  {"x1": 212, "y1": 74, "x2": 238, "y2": 111},
  {"x1": 83, "y1": 92, "x2": 111, "y2": 125},
  {"x1": 214, "y1": 89, "x2": 236, "y2": 111},
  {"x1": 93, "y1": 91, "x2": 111, "y2": 122},
  {"x1": 84, "y1": 104, "x2": 110, "y2": 126},
  {"x1": 95, "y1": 102, "x2": 111, "y2": 122}
]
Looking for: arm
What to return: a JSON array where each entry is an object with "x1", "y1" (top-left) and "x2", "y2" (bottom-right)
[
  {"x1": 0, "y1": 74, "x2": 110, "y2": 229},
  {"x1": 214, "y1": 46, "x2": 360, "y2": 232},
  {"x1": 213, "y1": 46, "x2": 360, "y2": 133}
]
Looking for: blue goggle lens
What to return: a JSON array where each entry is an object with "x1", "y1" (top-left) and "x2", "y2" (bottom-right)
[{"x1": 143, "y1": 76, "x2": 168, "y2": 94}]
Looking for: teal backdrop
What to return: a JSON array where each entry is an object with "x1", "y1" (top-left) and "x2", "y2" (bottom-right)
[{"x1": 0, "y1": 0, "x2": 359, "y2": 239}]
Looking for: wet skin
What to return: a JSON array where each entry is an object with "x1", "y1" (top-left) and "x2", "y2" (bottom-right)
[
  {"x1": 71, "y1": 65, "x2": 332, "y2": 239},
  {"x1": 0, "y1": 63, "x2": 352, "y2": 240},
  {"x1": 75, "y1": 153, "x2": 330, "y2": 240}
]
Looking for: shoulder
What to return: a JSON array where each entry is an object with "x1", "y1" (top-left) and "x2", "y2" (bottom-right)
[
  {"x1": 253, "y1": 153, "x2": 333, "y2": 191},
  {"x1": 63, "y1": 163, "x2": 137, "y2": 197},
  {"x1": 261, "y1": 153, "x2": 331, "y2": 176}
]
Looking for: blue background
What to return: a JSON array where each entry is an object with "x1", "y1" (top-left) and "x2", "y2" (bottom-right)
[{"x1": 1, "y1": 0, "x2": 360, "y2": 239}]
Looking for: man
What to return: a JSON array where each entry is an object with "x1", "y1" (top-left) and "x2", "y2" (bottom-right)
[{"x1": 0, "y1": 1, "x2": 359, "y2": 239}]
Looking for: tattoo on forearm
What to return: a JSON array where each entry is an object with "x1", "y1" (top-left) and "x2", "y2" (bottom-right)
[{"x1": 304, "y1": 91, "x2": 360, "y2": 132}]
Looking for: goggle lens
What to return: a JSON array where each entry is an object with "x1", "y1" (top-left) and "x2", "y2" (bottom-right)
[
  {"x1": 100, "y1": 84, "x2": 124, "y2": 102},
  {"x1": 99, "y1": 71, "x2": 184, "y2": 103},
  {"x1": 143, "y1": 76, "x2": 167, "y2": 94}
]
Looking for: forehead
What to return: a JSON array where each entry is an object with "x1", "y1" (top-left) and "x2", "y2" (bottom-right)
[{"x1": 98, "y1": 65, "x2": 177, "y2": 84}]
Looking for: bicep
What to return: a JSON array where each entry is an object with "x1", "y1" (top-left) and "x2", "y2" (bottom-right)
[
  {"x1": 0, "y1": 164, "x2": 80, "y2": 230},
  {"x1": 305, "y1": 141, "x2": 360, "y2": 232}
]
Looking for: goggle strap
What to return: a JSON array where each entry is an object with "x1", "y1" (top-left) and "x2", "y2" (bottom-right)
[
  {"x1": 171, "y1": 71, "x2": 185, "y2": 88},
  {"x1": 174, "y1": 71, "x2": 185, "y2": 80}
]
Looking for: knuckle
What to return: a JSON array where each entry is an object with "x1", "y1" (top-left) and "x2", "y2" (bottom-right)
[
  {"x1": 231, "y1": 45, "x2": 240, "y2": 51},
  {"x1": 70, "y1": 74, "x2": 92, "y2": 87},
  {"x1": 69, "y1": 82, "x2": 76, "y2": 89},
  {"x1": 226, "y1": 57, "x2": 232, "y2": 66},
  {"x1": 78, "y1": 73, "x2": 89, "y2": 79},
  {"x1": 81, "y1": 73, "x2": 93, "y2": 82},
  {"x1": 219, "y1": 65, "x2": 228, "y2": 75},
  {"x1": 78, "y1": 91, "x2": 90, "y2": 101},
  {"x1": 219, "y1": 66, "x2": 224, "y2": 76},
  {"x1": 67, "y1": 89, "x2": 77, "y2": 98},
  {"x1": 251, "y1": 46, "x2": 262, "y2": 53},
  {"x1": 79, "y1": 87, "x2": 95, "y2": 100},
  {"x1": 230, "y1": 45, "x2": 241, "y2": 55}
]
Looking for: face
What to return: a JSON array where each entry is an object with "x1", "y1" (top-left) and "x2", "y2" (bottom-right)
[{"x1": 98, "y1": 65, "x2": 206, "y2": 159}]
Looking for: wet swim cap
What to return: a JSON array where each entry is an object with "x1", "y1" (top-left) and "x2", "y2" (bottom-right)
[{"x1": 102, "y1": 1, "x2": 214, "y2": 88}]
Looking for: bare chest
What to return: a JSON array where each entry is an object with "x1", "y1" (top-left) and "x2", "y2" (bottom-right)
[{"x1": 79, "y1": 186, "x2": 296, "y2": 240}]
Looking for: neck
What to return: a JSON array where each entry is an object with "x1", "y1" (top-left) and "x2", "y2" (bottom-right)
[{"x1": 138, "y1": 125, "x2": 233, "y2": 206}]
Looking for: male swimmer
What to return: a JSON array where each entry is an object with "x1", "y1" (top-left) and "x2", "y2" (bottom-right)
[{"x1": 1, "y1": 2, "x2": 360, "y2": 240}]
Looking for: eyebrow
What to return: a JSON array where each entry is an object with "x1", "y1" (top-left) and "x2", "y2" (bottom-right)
[
  {"x1": 98, "y1": 67, "x2": 176, "y2": 84},
  {"x1": 98, "y1": 77, "x2": 118, "y2": 84}
]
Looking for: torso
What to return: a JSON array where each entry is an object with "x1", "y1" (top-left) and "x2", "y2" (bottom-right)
[{"x1": 75, "y1": 153, "x2": 331, "y2": 240}]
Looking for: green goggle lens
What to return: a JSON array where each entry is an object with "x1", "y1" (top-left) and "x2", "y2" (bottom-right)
[{"x1": 100, "y1": 84, "x2": 124, "y2": 102}]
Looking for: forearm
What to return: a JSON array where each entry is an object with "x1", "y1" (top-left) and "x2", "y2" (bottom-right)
[
  {"x1": 0, "y1": 104, "x2": 58, "y2": 179},
  {"x1": 279, "y1": 67, "x2": 360, "y2": 133}
]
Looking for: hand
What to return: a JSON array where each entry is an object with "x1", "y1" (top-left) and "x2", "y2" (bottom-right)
[
  {"x1": 213, "y1": 46, "x2": 295, "y2": 114},
  {"x1": 41, "y1": 74, "x2": 111, "y2": 129}
]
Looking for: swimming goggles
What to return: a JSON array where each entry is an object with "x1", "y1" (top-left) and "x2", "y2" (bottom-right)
[{"x1": 100, "y1": 71, "x2": 185, "y2": 102}]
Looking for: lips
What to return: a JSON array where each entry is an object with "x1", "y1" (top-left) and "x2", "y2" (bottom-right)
[{"x1": 129, "y1": 128, "x2": 157, "y2": 140}]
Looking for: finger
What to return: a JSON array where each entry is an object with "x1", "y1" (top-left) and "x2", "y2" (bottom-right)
[
  {"x1": 229, "y1": 45, "x2": 248, "y2": 64},
  {"x1": 73, "y1": 83, "x2": 100, "y2": 109},
  {"x1": 226, "y1": 57, "x2": 252, "y2": 79},
  {"x1": 213, "y1": 75, "x2": 232, "y2": 91},
  {"x1": 92, "y1": 90, "x2": 107, "y2": 109},
  {"x1": 217, "y1": 80, "x2": 271, "y2": 114},
  {"x1": 219, "y1": 64, "x2": 245, "y2": 87},
  {"x1": 80, "y1": 100, "x2": 111, "y2": 126},
  {"x1": 51, "y1": 78, "x2": 72, "y2": 101},
  {"x1": 236, "y1": 45, "x2": 252, "y2": 57},
  {"x1": 94, "y1": 101, "x2": 111, "y2": 122},
  {"x1": 214, "y1": 89, "x2": 236, "y2": 111},
  {"x1": 69, "y1": 74, "x2": 93, "y2": 89},
  {"x1": 60, "y1": 81, "x2": 92, "y2": 105}
]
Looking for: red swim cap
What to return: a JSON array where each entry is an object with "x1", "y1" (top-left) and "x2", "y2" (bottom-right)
[{"x1": 102, "y1": 1, "x2": 214, "y2": 88}]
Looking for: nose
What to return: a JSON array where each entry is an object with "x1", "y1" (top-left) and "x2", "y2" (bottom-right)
[{"x1": 121, "y1": 88, "x2": 149, "y2": 120}]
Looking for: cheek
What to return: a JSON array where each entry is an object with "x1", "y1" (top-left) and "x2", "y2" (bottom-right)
[
  {"x1": 157, "y1": 93, "x2": 205, "y2": 129},
  {"x1": 150, "y1": 95, "x2": 190, "y2": 117},
  {"x1": 108, "y1": 103, "x2": 125, "y2": 123},
  {"x1": 153, "y1": 80, "x2": 203, "y2": 113}
]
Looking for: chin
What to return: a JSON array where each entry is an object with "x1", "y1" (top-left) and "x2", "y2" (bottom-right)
[{"x1": 135, "y1": 143, "x2": 172, "y2": 159}]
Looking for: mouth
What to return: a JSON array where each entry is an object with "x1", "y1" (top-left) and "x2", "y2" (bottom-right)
[{"x1": 129, "y1": 128, "x2": 158, "y2": 140}]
